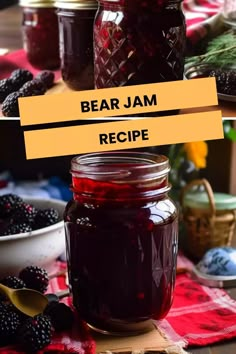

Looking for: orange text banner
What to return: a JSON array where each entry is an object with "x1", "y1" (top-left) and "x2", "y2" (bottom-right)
[
  {"x1": 24, "y1": 111, "x2": 223, "y2": 159},
  {"x1": 19, "y1": 78, "x2": 218, "y2": 126}
]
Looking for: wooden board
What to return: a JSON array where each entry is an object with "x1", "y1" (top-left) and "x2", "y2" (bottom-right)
[{"x1": 94, "y1": 324, "x2": 188, "y2": 354}]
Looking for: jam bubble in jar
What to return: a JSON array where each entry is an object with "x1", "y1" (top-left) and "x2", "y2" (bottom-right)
[
  {"x1": 94, "y1": 0, "x2": 186, "y2": 89},
  {"x1": 20, "y1": 0, "x2": 60, "y2": 69},
  {"x1": 56, "y1": 0, "x2": 97, "y2": 90},
  {"x1": 64, "y1": 152, "x2": 178, "y2": 334}
]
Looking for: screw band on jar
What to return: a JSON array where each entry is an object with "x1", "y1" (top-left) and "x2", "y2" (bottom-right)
[
  {"x1": 55, "y1": 0, "x2": 97, "y2": 10},
  {"x1": 19, "y1": 0, "x2": 57, "y2": 8}
]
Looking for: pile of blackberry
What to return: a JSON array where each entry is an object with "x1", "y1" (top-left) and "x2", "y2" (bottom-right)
[
  {"x1": 0, "y1": 194, "x2": 60, "y2": 236},
  {"x1": 208, "y1": 69, "x2": 236, "y2": 96},
  {"x1": 0, "y1": 69, "x2": 55, "y2": 117},
  {"x1": 0, "y1": 265, "x2": 74, "y2": 352}
]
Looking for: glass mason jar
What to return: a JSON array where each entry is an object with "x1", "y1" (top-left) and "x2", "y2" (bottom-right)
[
  {"x1": 64, "y1": 152, "x2": 178, "y2": 334},
  {"x1": 94, "y1": 0, "x2": 186, "y2": 89},
  {"x1": 20, "y1": 0, "x2": 60, "y2": 69},
  {"x1": 56, "y1": 0, "x2": 97, "y2": 90}
]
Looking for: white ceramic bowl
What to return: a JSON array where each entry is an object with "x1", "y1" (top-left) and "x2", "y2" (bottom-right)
[{"x1": 0, "y1": 197, "x2": 67, "y2": 278}]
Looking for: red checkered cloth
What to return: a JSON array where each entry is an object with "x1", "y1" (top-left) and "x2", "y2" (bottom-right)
[
  {"x1": 183, "y1": 0, "x2": 224, "y2": 45},
  {"x1": 0, "y1": 50, "x2": 61, "y2": 80},
  {"x1": 157, "y1": 253, "x2": 236, "y2": 348},
  {"x1": 2, "y1": 255, "x2": 236, "y2": 353}
]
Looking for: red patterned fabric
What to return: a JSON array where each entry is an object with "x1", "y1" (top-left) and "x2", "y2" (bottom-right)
[
  {"x1": 183, "y1": 0, "x2": 223, "y2": 44},
  {"x1": 157, "y1": 253, "x2": 236, "y2": 347},
  {"x1": 2, "y1": 256, "x2": 236, "y2": 352},
  {"x1": 0, "y1": 49, "x2": 61, "y2": 80}
]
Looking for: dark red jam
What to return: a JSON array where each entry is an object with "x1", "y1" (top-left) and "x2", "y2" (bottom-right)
[
  {"x1": 22, "y1": 6, "x2": 60, "y2": 69},
  {"x1": 94, "y1": 0, "x2": 186, "y2": 89},
  {"x1": 57, "y1": 6, "x2": 97, "y2": 90},
  {"x1": 64, "y1": 152, "x2": 178, "y2": 334}
]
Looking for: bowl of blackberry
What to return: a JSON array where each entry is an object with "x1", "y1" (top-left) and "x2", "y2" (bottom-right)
[
  {"x1": 0, "y1": 69, "x2": 55, "y2": 117},
  {"x1": 0, "y1": 264, "x2": 74, "y2": 352},
  {"x1": 0, "y1": 194, "x2": 66, "y2": 277},
  {"x1": 185, "y1": 64, "x2": 236, "y2": 102}
]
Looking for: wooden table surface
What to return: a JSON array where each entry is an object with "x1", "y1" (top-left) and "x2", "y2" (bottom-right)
[{"x1": 1, "y1": 4, "x2": 236, "y2": 354}]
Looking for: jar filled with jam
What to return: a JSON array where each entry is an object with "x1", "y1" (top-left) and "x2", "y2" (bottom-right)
[
  {"x1": 20, "y1": 0, "x2": 60, "y2": 69},
  {"x1": 94, "y1": 0, "x2": 186, "y2": 89},
  {"x1": 56, "y1": 0, "x2": 97, "y2": 90},
  {"x1": 64, "y1": 151, "x2": 178, "y2": 334}
]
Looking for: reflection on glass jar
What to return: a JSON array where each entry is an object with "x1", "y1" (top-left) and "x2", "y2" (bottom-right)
[
  {"x1": 56, "y1": 1, "x2": 97, "y2": 91},
  {"x1": 94, "y1": 0, "x2": 186, "y2": 89},
  {"x1": 64, "y1": 152, "x2": 178, "y2": 335},
  {"x1": 20, "y1": 0, "x2": 60, "y2": 69}
]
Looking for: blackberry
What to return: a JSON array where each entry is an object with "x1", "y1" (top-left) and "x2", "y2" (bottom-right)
[
  {"x1": 20, "y1": 79, "x2": 46, "y2": 97},
  {"x1": 226, "y1": 70, "x2": 236, "y2": 85},
  {"x1": 0, "y1": 310, "x2": 21, "y2": 345},
  {"x1": 19, "y1": 266, "x2": 49, "y2": 293},
  {"x1": 1, "y1": 223, "x2": 32, "y2": 236},
  {"x1": 11, "y1": 202, "x2": 37, "y2": 225},
  {"x1": 1, "y1": 276, "x2": 26, "y2": 289},
  {"x1": 1, "y1": 91, "x2": 22, "y2": 117},
  {"x1": 10, "y1": 69, "x2": 33, "y2": 89},
  {"x1": 0, "y1": 194, "x2": 23, "y2": 218},
  {"x1": 33, "y1": 208, "x2": 60, "y2": 229},
  {"x1": 35, "y1": 70, "x2": 55, "y2": 88},
  {"x1": 44, "y1": 301, "x2": 74, "y2": 332},
  {"x1": 209, "y1": 69, "x2": 222, "y2": 78},
  {"x1": 208, "y1": 69, "x2": 236, "y2": 95},
  {"x1": 0, "y1": 78, "x2": 17, "y2": 103},
  {"x1": 0, "y1": 301, "x2": 9, "y2": 313},
  {"x1": 18, "y1": 314, "x2": 52, "y2": 352},
  {"x1": 209, "y1": 69, "x2": 226, "y2": 89},
  {"x1": 224, "y1": 85, "x2": 236, "y2": 96}
]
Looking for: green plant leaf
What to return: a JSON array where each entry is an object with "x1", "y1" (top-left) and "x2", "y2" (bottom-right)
[
  {"x1": 185, "y1": 30, "x2": 236, "y2": 68},
  {"x1": 223, "y1": 121, "x2": 236, "y2": 141}
]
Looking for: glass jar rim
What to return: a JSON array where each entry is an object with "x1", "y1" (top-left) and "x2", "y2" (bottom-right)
[
  {"x1": 71, "y1": 151, "x2": 170, "y2": 183},
  {"x1": 96, "y1": 0, "x2": 183, "y2": 3},
  {"x1": 19, "y1": 0, "x2": 56, "y2": 7},
  {"x1": 55, "y1": 0, "x2": 97, "y2": 9}
]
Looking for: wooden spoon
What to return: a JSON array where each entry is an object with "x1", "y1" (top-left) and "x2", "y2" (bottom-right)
[{"x1": 0, "y1": 284, "x2": 48, "y2": 317}]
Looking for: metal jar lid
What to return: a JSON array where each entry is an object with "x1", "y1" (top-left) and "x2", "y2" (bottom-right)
[
  {"x1": 181, "y1": 179, "x2": 236, "y2": 212},
  {"x1": 184, "y1": 191, "x2": 236, "y2": 211},
  {"x1": 19, "y1": 0, "x2": 56, "y2": 8},
  {"x1": 55, "y1": 0, "x2": 97, "y2": 10}
]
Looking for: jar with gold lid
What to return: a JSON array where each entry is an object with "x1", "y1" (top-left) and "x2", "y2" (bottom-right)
[
  {"x1": 20, "y1": 0, "x2": 60, "y2": 69},
  {"x1": 56, "y1": 0, "x2": 97, "y2": 90}
]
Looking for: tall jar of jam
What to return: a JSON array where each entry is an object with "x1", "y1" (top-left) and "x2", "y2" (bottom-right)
[
  {"x1": 94, "y1": 0, "x2": 186, "y2": 89},
  {"x1": 56, "y1": 0, "x2": 97, "y2": 90},
  {"x1": 64, "y1": 151, "x2": 178, "y2": 334},
  {"x1": 20, "y1": 0, "x2": 60, "y2": 69}
]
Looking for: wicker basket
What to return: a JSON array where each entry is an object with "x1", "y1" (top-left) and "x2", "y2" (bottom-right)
[{"x1": 180, "y1": 179, "x2": 236, "y2": 260}]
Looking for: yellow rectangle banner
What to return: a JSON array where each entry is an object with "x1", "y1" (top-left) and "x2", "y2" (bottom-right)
[
  {"x1": 24, "y1": 110, "x2": 223, "y2": 159},
  {"x1": 19, "y1": 78, "x2": 218, "y2": 126}
]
